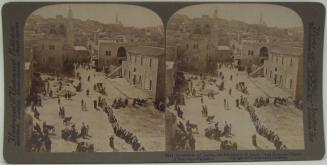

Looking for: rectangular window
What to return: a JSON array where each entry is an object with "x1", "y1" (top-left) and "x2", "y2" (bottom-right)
[
  {"x1": 149, "y1": 58, "x2": 152, "y2": 67},
  {"x1": 149, "y1": 80, "x2": 152, "y2": 90},
  {"x1": 105, "y1": 50, "x2": 111, "y2": 56},
  {"x1": 141, "y1": 57, "x2": 143, "y2": 65},
  {"x1": 135, "y1": 56, "x2": 137, "y2": 64}
]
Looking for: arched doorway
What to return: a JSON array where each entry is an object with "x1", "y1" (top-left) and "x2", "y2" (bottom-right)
[
  {"x1": 259, "y1": 47, "x2": 268, "y2": 57},
  {"x1": 259, "y1": 46, "x2": 269, "y2": 64},
  {"x1": 117, "y1": 46, "x2": 127, "y2": 64}
]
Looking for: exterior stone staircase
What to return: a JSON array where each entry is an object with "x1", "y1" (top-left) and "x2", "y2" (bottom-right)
[
  {"x1": 250, "y1": 65, "x2": 264, "y2": 77},
  {"x1": 106, "y1": 65, "x2": 122, "y2": 79}
]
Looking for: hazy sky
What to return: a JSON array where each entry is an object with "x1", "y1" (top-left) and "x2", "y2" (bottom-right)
[
  {"x1": 32, "y1": 4, "x2": 302, "y2": 28},
  {"x1": 176, "y1": 4, "x2": 303, "y2": 28},
  {"x1": 32, "y1": 4, "x2": 163, "y2": 27}
]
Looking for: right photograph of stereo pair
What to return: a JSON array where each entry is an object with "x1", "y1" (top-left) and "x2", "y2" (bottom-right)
[{"x1": 165, "y1": 4, "x2": 304, "y2": 151}]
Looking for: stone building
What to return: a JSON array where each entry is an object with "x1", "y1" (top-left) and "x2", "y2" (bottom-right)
[
  {"x1": 121, "y1": 46, "x2": 165, "y2": 102},
  {"x1": 33, "y1": 30, "x2": 66, "y2": 73},
  {"x1": 168, "y1": 10, "x2": 231, "y2": 74},
  {"x1": 72, "y1": 46, "x2": 90, "y2": 62},
  {"x1": 263, "y1": 46, "x2": 303, "y2": 100},
  {"x1": 179, "y1": 34, "x2": 213, "y2": 72},
  {"x1": 213, "y1": 45, "x2": 233, "y2": 62},
  {"x1": 87, "y1": 31, "x2": 137, "y2": 71},
  {"x1": 97, "y1": 40, "x2": 130, "y2": 69},
  {"x1": 25, "y1": 7, "x2": 75, "y2": 73},
  {"x1": 230, "y1": 37, "x2": 269, "y2": 69}
]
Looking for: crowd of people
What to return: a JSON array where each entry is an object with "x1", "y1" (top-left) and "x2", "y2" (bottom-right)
[
  {"x1": 112, "y1": 98, "x2": 128, "y2": 109},
  {"x1": 27, "y1": 60, "x2": 165, "y2": 152},
  {"x1": 273, "y1": 97, "x2": 288, "y2": 106},
  {"x1": 204, "y1": 121, "x2": 233, "y2": 140},
  {"x1": 246, "y1": 105, "x2": 287, "y2": 150},
  {"x1": 94, "y1": 82, "x2": 107, "y2": 95},
  {"x1": 175, "y1": 121, "x2": 196, "y2": 150},
  {"x1": 253, "y1": 96, "x2": 270, "y2": 108},
  {"x1": 29, "y1": 122, "x2": 52, "y2": 152},
  {"x1": 169, "y1": 62, "x2": 296, "y2": 151},
  {"x1": 235, "y1": 81, "x2": 249, "y2": 94},
  {"x1": 220, "y1": 140, "x2": 237, "y2": 150},
  {"x1": 132, "y1": 98, "x2": 147, "y2": 107},
  {"x1": 104, "y1": 104, "x2": 146, "y2": 151}
]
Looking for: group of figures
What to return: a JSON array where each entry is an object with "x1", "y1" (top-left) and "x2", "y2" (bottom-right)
[
  {"x1": 94, "y1": 82, "x2": 107, "y2": 95},
  {"x1": 170, "y1": 96, "x2": 197, "y2": 150},
  {"x1": 29, "y1": 120, "x2": 54, "y2": 152},
  {"x1": 27, "y1": 60, "x2": 160, "y2": 152},
  {"x1": 27, "y1": 71, "x2": 83, "y2": 152},
  {"x1": 175, "y1": 121, "x2": 196, "y2": 150},
  {"x1": 253, "y1": 96, "x2": 270, "y2": 108},
  {"x1": 201, "y1": 101, "x2": 237, "y2": 150},
  {"x1": 104, "y1": 104, "x2": 146, "y2": 151},
  {"x1": 235, "y1": 81, "x2": 249, "y2": 94},
  {"x1": 173, "y1": 61, "x2": 293, "y2": 151},
  {"x1": 112, "y1": 98, "x2": 128, "y2": 109},
  {"x1": 61, "y1": 122, "x2": 91, "y2": 142},
  {"x1": 273, "y1": 97, "x2": 288, "y2": 106},
  {"x1": 246, "y1": 105, "x2": 287, "y2": 150}
]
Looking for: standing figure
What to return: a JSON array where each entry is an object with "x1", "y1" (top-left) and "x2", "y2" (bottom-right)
[{"x1": 109, "y1": 136, "x2": 115, "y2": 149}]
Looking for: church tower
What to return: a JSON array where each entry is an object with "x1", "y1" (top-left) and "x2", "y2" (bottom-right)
[
  {"x1": 66, "y1": 7, "x2": 74, "y2": 47},
  {"x1": 210, "y1": 8, "x2": 220, "y2": 46}
]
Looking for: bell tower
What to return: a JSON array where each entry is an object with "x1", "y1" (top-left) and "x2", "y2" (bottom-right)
[{"x1": 66, "y1": 7, "x2": 74, "y2": 47}]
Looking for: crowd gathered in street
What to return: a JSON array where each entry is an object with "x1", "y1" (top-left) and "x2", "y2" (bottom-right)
[
  {"x1": 27, "y1": 61, "x2": 158, "y2": 152},
  {"x1": 169, "y1": 62, "x2": 293, "y2": 150}
]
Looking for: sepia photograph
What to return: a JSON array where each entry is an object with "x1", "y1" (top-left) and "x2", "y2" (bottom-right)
[
  {"x1": 23, "y1": 4, "x2": 165, "y2": 152},
  {"x1": 165, "y1": 4, "x2": 304, "y2": 151}
]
